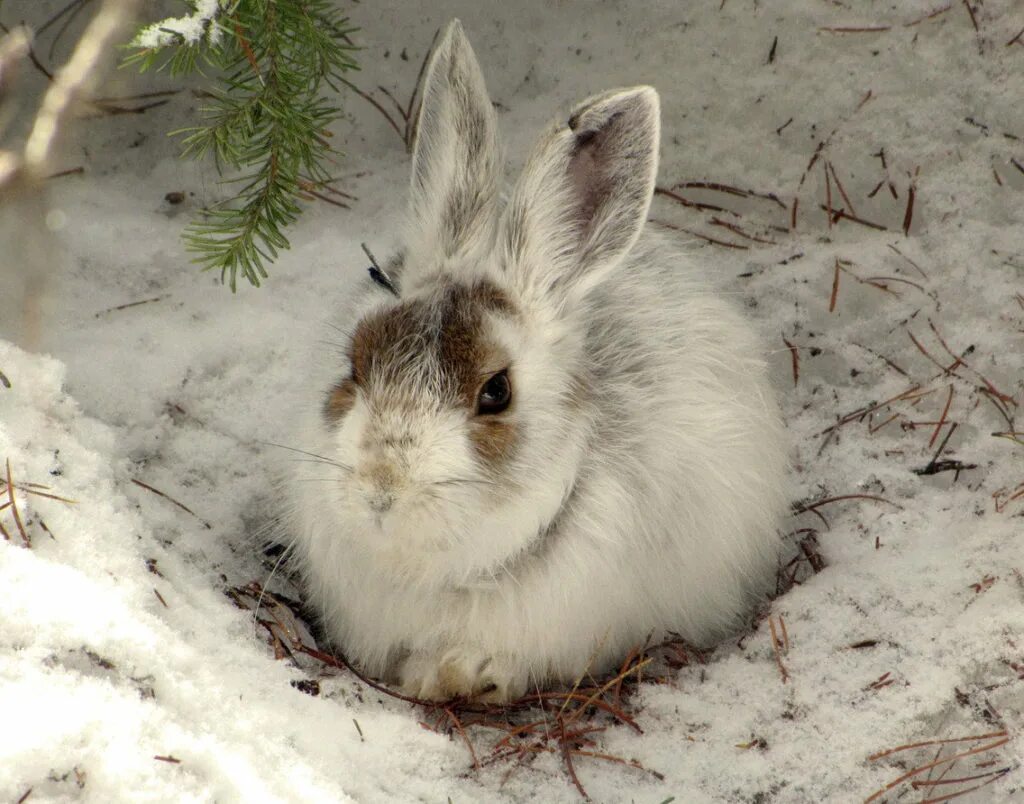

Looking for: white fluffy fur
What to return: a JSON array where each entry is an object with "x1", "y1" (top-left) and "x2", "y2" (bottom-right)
[{"x1": 285, "y1": 20, "x2": 789, "y2": 701}]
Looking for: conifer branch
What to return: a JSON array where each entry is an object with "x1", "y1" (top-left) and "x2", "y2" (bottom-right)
[{"x1": 126, "y1": 0, "x2": 358, "y2": 290}]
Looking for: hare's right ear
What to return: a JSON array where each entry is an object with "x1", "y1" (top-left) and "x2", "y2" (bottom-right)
[
  {"x1": 500, "y1": 87, "x2": 660, "y2": 311},
  {"x1": 406, "y1": 20, "x2": 501, "y2": 272}
]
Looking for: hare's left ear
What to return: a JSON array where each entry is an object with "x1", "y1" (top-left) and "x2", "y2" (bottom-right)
[
  {"x1": 500, "y1": 87, "x2": 660, "y2": 310},
  {"x1": 407, "y1": 20, "x2": 501, "y2": 266}
]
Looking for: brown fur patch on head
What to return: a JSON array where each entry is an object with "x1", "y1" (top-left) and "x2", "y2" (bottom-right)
[
  {"x1": 348, "y1": 279, "x2": 514, "y2": 403},
  {"x1": 341, "y1": 278, "x2": 520, "y2": 468},
  {"x1": 323, "y1": 378, "x2": 357, "y2": 424},
  {"x1": 469, "y1": 416, "x2": 518, "y2": 469}
]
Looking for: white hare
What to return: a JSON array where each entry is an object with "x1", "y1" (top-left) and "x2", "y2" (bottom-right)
[{"x1": 287, "y1": 20, "x2": 788, "y2": 702}]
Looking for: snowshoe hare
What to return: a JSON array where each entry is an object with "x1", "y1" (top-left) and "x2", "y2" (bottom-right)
[{"x1": 287, "y1": 20, "x2": 788, "y2": 702}]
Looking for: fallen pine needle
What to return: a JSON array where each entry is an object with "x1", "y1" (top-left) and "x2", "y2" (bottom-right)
[
  {"x1": 864, "y1": 737, "x2": 1009, "y2": 803},
  {"x1": 768, "y1": 616, "x2": 789, "y2": 683},
  {"x1": 6, "y1": 459, "x2": 29, "y2": 547}
]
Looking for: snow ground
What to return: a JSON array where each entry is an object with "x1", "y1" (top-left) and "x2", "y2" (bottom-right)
[{"x1": 1, "y1": 0, "x2": 1023, "y2": 801}]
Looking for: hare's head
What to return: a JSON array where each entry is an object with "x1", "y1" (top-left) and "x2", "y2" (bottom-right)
[{"x1": 318, "y1": 20, "x2": 660, "y2": 587}]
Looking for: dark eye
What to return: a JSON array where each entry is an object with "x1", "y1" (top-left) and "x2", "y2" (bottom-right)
[{"x1": 477, "y1": 370, "x2": 512, "y2": 415}]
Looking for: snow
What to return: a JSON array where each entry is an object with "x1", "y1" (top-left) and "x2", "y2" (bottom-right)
[
  {"x1": 2, "y1": 0, "x2": 1023, "y2": 801},
  {"x1": 132, "y1": 0, "x2": 224, "y2": 49}
]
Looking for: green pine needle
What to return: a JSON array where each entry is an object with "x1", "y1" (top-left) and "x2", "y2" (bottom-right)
[{"x1": 125, "y1": 0, "x2": 358, "y2": 290}]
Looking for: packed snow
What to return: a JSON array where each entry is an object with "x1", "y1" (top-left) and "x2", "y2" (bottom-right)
[{"x1": 1, "y1": 1, "x2": 1022, "y2": 802}]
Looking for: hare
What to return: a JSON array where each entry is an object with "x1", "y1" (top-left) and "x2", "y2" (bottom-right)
[{"x1": 286, "y1": 20, "x2": 788, "y2": 702}]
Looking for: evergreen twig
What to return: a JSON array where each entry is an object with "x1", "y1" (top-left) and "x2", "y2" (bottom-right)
[{"x1": 125, "y1": 0, "x2": 358, "y2": 290}]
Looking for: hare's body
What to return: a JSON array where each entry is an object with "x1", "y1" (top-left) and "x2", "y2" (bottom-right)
[{"x1": 287, "y1": 21, "x2": 787, "y2": 701}]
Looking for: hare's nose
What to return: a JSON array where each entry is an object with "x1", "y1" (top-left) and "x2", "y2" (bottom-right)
[
  {"x1": 360, "y1": 460, "x2": 400, "y2": 513},
  {"x1": 368, "y1": 490, "x2": 396, "y2": 513}
]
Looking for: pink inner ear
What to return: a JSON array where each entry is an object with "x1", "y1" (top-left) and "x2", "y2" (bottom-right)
[{"x1": 566, "y1": 111, "x2": 625, "y2": 234}]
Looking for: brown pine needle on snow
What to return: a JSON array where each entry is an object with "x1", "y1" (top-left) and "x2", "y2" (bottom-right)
[
  {"x1": 5, "y1": 459, "x2": 30, "y2": 547},
  {"x1": 782, "y1": 337, "x2": 799, "y2": 386},
  {"x1": 130, "y1": 479, "x2": 209, "y2": 528},
  {"x1": 929, "y1": 385, "x2": 955, "y2": 449},
  {"x1": 864, "y1": 734, "x2": 1010, "y2": 803}
]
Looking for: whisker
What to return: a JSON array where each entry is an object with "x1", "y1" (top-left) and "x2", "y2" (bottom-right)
[
  {"x1": 260, "y1": 441, "x2": 354, "y2": 473},
  {"x1": 430, "y1": 476, "x2": 498, "y2": 488},
  {"x1": 254, "y1": 543, "x2": 295, "y2": 639}
]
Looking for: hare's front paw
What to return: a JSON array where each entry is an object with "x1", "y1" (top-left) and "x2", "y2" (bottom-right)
[{"x1": 399, "y1": 648, "x2": 526, "y2": 703}]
